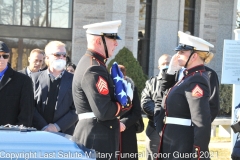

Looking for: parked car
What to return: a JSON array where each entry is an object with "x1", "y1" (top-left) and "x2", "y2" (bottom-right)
[{"x1": 0, "y1": 125, "x2": 96, "y2": 160}]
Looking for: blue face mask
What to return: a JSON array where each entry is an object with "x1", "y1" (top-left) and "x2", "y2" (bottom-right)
[
  {"x1": 159, "y1": 65, "x2": 169, "y2": 75},
  {"x1": 162, "y1": 65, "x2": 169, "y2": 70}
]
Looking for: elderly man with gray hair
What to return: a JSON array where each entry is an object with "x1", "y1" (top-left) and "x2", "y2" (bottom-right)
[{"x1": 31, "y1": 41, "x2": 78, "y2": 135}]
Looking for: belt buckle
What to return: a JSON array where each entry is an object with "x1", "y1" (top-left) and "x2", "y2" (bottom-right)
[{"x1": 163, "y1": 116, "x2": 166, "y2": 124}]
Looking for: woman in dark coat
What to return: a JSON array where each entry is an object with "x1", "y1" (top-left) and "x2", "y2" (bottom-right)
[
  {"x1": 155, "y1": 31, "x2": 214, "y2": 160},
  {"x1": 118, "y1": 65, "x2": 142, "y2": 160}
]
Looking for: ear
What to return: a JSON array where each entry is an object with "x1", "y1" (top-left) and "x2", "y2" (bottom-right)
[
  {"x1": 28, "y1": 57, "x2": 30, "y2": 63},
  {"x1": 192, "y1": 52, "x2": 198, "y2": 61},
  {"x1": 96, "y1": 37, "x2": 101, "y2": 45}
]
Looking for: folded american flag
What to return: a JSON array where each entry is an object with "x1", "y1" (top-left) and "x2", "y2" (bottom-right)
[{"x1": 111, "y1": 62, "x2": 127, "y2": 106}]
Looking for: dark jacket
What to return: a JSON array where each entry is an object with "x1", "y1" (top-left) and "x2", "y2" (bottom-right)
[
  {"x1": 120, "y1": 77, "x2": 142, "y2": 160},
  {"x1": 232, "y1": 104, "x2": 240, "y2": 160},
  {"x1": 72, "y1": 50, "x2": 131, "y2": 160},
  {"x1": 141, "y1": 74, "x2": 164, "y2": 127},
  {"x1": 31, "y1": 70, "x2": 78, "y2": 135},
  {"x1": 0, "y1": 67, "x2": 34, "y2": 127}
]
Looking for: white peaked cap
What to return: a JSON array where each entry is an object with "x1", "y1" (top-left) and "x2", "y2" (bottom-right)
[
  {"x1": 177, "y1": 31, "x2": 214, "y2": 52},
  {"x1": 83, "y1": 20, "x2": 122, "y2": 35}
]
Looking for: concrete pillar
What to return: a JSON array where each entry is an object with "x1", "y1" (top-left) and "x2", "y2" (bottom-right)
[
  {"x1": 72, "y1": 0, "x2": 138, "y2": 65},
  {"x1": 72, "y1": 0, "x2": 106, "y2": 65},
  {"x1": 149, "y1": 0, "x2": 185, "y2": 76},
  {"x1": 104, "y1": 0, "x2": 127, "y2": 63},
  {"x1": 196, "y1": 0, "x2": 236, "y2": 80},
  {"x1": 125, "y1": 0, "x2": 139, "y2": 58}
]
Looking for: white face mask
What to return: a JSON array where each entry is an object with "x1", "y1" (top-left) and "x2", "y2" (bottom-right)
[{"x1": 52, "y1": 59, "x2": 66, "y2": 71}]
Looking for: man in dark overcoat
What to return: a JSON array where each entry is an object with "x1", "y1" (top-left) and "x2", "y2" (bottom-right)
[
  {"x1": 0, "y1": 41, "x2": 34, "y2": 127},
  {"x1": 72, "y1": 20, "x2": 132, "y2": 160},
  {"x1": 31, "y1": 41, "x2": 78, "y2": 135}
]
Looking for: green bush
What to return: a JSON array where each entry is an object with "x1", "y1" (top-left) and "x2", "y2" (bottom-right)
[
  {"x1": 219, "y1": 84, "x2": 232, "y2": 116},
  {"x1": 107, "y1": 47, "x2": 148, "y2": 97}
]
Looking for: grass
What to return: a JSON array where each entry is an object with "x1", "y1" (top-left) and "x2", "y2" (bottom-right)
[{"x1": 137, "y1": 117, "x2": 231, "y2": 160}]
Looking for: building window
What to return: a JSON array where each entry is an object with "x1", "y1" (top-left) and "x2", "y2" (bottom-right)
[
  {"x1": 22, "y1": 0, "x2": 47, "y2": 27},
  {"x1": 48, "y1": 0, "x2": 72, "y2": 28},
  {"x1": 0, "y1": 0, "x2": 21, "y2": 25},
  {"x1": 184, "y1": 0, "x2": 195, "y2": 34},
  {"x1": 0, "y1": 0, "x2": 72, "y2": 28},
  {"x1": 138, "y1": 0, "x2": 152, "y2": 75}
]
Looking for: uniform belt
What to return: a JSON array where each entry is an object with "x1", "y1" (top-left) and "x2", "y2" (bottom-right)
[
  {"x1": 78, "y1": 112, "x2": 95, "y2": 120},
  {"x1": 165, "y1": 117, "x2": 192, "y2": 126}
]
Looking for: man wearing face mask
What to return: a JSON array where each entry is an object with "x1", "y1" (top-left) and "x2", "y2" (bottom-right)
[
  {"x1": 31, "y1": 41, "x2": 78, "y2": 135},
  {"x1": 141, "y1": 54, "x2": 171, "y2": 160}
]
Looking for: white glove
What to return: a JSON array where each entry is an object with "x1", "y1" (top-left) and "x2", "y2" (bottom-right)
[
  {"x1": 126, "y1": 82, "x2": 133, "y2": 101},
  {"x1": 167, "y1": 54, "x2": 182, "y2": 75}
]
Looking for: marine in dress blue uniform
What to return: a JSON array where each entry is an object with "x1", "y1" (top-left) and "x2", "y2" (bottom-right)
[
  {"x1": 156, "y1": 31, "x2": 215, "y2": 160},
  {"x1": 72, "y1": 20, "x2": 132, "y2": 160}
]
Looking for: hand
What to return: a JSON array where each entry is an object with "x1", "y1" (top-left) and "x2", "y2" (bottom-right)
[
  {"x1": 120, "y1": 122, "x2": 126, "y2": 132},
  {"x1": 44, "y1": 123, "x2": 58, "y2": 132},
  {"x1": 167, "y1": 54, "x2": 182, "y2": 75}
]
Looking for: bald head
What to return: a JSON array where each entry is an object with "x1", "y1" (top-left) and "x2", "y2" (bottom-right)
[{"x1": 158, "y1": 54, "x2": 171, "y2": 70}]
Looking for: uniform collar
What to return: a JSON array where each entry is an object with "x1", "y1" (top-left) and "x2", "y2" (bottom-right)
[
  {"x1": 183, "y1": 64, "x2": 205, "y2": 76},
  {"x1": 86, "y1": 49, "x2": 107, "y2": 64}
]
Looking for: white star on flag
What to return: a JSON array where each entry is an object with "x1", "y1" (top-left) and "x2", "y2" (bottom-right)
[
  {"x1": 114, "y1": 75, "x2": 122, "y2": 83},
  {"x1": 118, "y1": 89, "x2": 126, "y2": 98}
]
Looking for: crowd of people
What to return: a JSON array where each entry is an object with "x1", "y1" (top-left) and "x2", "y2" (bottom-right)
[{"x1": 2, "y1": 19, "x2": 237, "y2": 160}]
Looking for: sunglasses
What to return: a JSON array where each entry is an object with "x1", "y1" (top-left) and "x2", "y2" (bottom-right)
[
  {"x1": 51, "y1": 52, "x2": 67, "y2": 58},
  {"x1": 0, "y1": 54, "x2": 9, "y2": 59}
]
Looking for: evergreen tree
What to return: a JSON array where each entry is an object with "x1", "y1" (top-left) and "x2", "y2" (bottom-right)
[
  {"x1": 219, "y1": 84, "x2": 232, "y2": 116},
  {"x1": 108, "y1": 47, "x2": 148, "y2": 97}
]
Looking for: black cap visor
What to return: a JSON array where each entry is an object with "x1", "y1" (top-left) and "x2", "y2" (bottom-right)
[
  {"x1": 175, "y1": 43, "x2": 195, "y2": 51},
  {"x1": 103, "y1": 33, "x2": 121, "y2": 40}
]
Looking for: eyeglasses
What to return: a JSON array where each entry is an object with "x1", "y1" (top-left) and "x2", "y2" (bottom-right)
[
  {"x1": 0, "y1": 54, "x2": 9, "y2": 59},
  {"x1": 51, "y1": 52, "x2": 67, "y2": 58}
]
